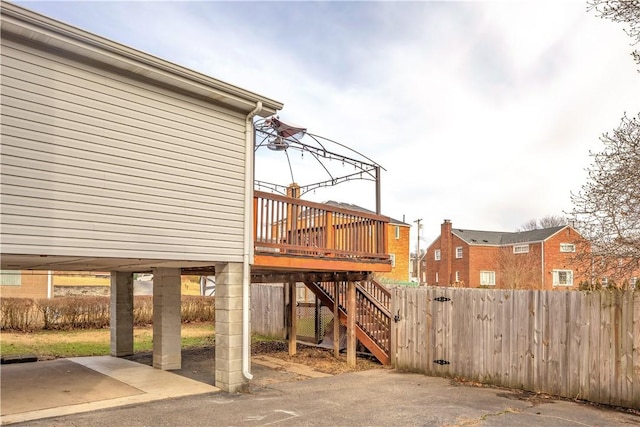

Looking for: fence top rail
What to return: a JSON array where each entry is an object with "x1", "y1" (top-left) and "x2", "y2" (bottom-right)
[{"x1": 255, "y1": 191, "x2": 390, "y2": 223}]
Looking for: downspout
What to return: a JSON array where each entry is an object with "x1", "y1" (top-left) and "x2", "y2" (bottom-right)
[
  {"x1": 47, "y1": 270, "x2": 53, "y2": 299},
  {"x1": 243, "y1": 101, "x2": 262, "y2": 380}
]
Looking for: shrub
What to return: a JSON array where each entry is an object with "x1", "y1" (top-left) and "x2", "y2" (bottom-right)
[
  {"x1": 1, "y1": 295, "x2": 215, "y2": 331},
  {"x1": 0, "y1": 298, "x2": 40, "y2": 331}
]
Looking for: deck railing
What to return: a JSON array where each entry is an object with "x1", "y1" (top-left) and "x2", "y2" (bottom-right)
[{"x1": 254, "y1": 191, "x2": 389, "y2": 262}]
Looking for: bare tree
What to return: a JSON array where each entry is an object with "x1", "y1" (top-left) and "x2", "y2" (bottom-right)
[
  {"x1": 518, "y1": 215, "x2": 567, "y2": 231},
  {"x1": 518, "y1": 219, "x2": 539, "y2": 231},
  {"x1": 588, "y1": 0, "x2": 640, "y2": 66},
  {"x1": 497, "y1": 246, "x2": 541, "y2": 289},
  {"x1": 570, "y1": 113, "x2": 640, "y2": 279}
]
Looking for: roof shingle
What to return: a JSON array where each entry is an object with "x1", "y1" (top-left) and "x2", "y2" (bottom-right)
[{"x1": 452, "y1": 225, "x2": 566, "y2": 245}]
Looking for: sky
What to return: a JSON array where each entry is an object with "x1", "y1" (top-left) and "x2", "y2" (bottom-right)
[{"x1": 15, "y1": 0, "x2": 640, "y2": 249}]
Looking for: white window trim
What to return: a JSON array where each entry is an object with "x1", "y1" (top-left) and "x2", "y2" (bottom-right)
[
  {"x1": 552, "y1": 269, "x2": 574, "y2": 287},
  {"x1": 560, "y1": 243, "x2": 576, "y2": 253},
  {"x1": 513, "y1": 244, "x2": 529, "y2": 254},
  {"x1": 390, "y1": 253, "x2": 396, "y2": 268},
  {"x1": 435, "y1": 272, "x2": 439, "y2": 284},
  {"x1": 395, "y1": 226, "x2": 400, "y2": 240},
  {"x1": 480, "y1": 271, "x2": 496, "y2": 286},
  {"x1": 455, "y1": 271, "x2": 460, "y2": 282},
  {"x1": 434, "y1": 249, "x2": 441, "y2": 261},
  {"x1": 455, "y1": 246, "x2": 463, "y2": 259}
]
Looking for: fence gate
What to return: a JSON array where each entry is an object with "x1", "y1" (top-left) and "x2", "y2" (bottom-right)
[
  {"x1": 393, "y1": 287, "x2": 454, "y2": 373},
  {"x1": 430, "y1": 288, "x2": 454, "y2": 372}
]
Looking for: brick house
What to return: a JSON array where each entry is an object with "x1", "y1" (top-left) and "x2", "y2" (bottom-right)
[
  {"x1": 425, "y1": 219, "x2": 591, "y2": 290},
  {"x1": 324, "y1": 201, "x2": 410, "y2": 282},
  {"x1": 0, "y1": 270, "x2": 50, "y2": 298}
]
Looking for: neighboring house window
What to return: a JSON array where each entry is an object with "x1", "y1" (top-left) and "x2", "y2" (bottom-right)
[
  {"x1": 0, "y1": 270, "x2": 21, "y2": 286},
  {"x1": 552, "y1": 270, "x2": 574, "y2": 286},
  {"x1": 602, "y1": 277, "x2": 608, "y2": 287},
  {"x1": 455, "y1": 271, "x2": 460, "y2": 282},
  {"x1": 513, "y1": 244, "x2": 529, "y2": 254},
  {"x1": 455, "y1": 247, "x2": 463, "y2": 259},
  {"x1": 480, "y1": 271, "x2": 495, "y2": 286},
  {"x1": 435, "y1": 272, "x2": 439, "y2": 284},
  {"x1": 434, "y1": 249, "x2": 441, "y2": 261},
  {"x1": 560, "y1": 243, "x2": 575, "y2": 253},
  {"x1": 631, "y1": 277, "x2": 637, "y2": 288},
  {"x1": 390, "y1": 253, "x2": 396, "y2": 268},
  {"x1": 395, "y1": 226, "x2": 400, "y2": 240}
]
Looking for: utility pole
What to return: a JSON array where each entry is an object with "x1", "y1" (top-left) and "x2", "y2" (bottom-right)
[{"x1": 414, "y1": 218, "x2": 422, "y2": 284}]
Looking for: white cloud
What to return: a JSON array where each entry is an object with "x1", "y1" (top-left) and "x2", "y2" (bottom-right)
[{"x1": 17, "y1": 0, "x2": 640, "y2": 246}]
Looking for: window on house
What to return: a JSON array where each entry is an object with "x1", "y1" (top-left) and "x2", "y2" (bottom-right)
[
  {"x1": 560, "y1": 243, "x2": 575, "y2": 253},
  {"x1": 455, "y1": 271, "x2": 460, "y2": 282},
  {"x1": 435, "y1": 272, "x2": 439, "y2": 284},
  {"x1": 434, "y1": 249, "x2": 441, "y2": 261},
  {"x1": 602, "y1": 277, "x2": 608, "y2": 287},
  {"x1": 480, "y1": 271, "x2": 495, "y2": 286},
  {"x1": 0, "y1": 270, "x2": 22, "y2": 286},
  {"x1": 552, "y1": 270, "x2": 574, "y2": 286},
  {"x1": 395, "y1": 226, "x2": 400, "y2": 240},
  {"x1": 513, "y1": 244, "x2": 529, "y2": 254},
  {"x1": 390, "y1": 253, "x2": 396, "y2": 268},
  {"x1": 631, "y1": 277, "x2": 637, "y2": 288},
  {"x1": 455, "y1": 247, "x2": 463, "y2": 259}
]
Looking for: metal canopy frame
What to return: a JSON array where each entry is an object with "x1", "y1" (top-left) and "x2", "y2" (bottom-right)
[{"x1": 254, "y1": 116, "x2": 385, "y2": 213}]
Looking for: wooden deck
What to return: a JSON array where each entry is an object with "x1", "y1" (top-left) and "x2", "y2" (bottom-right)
[{"x1": 253, "y1": 191, "x2": 392, "y2": 274}]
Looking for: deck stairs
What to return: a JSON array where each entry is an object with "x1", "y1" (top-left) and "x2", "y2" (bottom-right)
[{"x1": 304, "y1": 278, "x2": 391, "y2": 365}]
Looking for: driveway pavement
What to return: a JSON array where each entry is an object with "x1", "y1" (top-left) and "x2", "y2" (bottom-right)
[{"x1": 1, "y1": 356, "x2": 637, "y2": 426}]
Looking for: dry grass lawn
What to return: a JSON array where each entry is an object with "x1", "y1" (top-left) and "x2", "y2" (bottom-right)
[{"x1": 0, "y1": 323, "x2": 214, "y2": 359}]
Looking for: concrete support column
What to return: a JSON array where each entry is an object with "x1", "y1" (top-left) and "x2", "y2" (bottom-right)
[
  {"x1": 152, "y1": 267, "x2": 182, "y2": 370},
  {"x1": 110, "y1": 271, "x2": 133, "y2": 357},
  {"x1": 215, "y1": 262, "x2": 245, "y2": 393}
]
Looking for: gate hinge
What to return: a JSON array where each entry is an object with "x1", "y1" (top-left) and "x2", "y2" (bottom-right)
[
  {"x1": 434, "y1": 296, "x2": 450, "y2": 302},
  {"x1": 433, "y1": 359, "x2": 450, "y2": 365}
]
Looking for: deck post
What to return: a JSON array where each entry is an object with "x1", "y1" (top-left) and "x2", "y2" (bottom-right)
[
  {"x1": 334, "y1": 281, "x2": 340, "y2": 358},
  {"x1": 110, "y1": 271, "x2": 133, "y2": 357},
  {"x1": 288, "y1": 280, "x2": 297, "y2": 355},
  {"x1": 347, "y1": 280, "x2": 356, "y2": 367}
]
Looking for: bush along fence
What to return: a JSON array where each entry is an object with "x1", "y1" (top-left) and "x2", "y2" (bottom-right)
[
  {"x1": 391, "y1": 287, "x2": 640, "y2": 410},
  {"x1": 0, "y1": 296, "x2": 214, "y2": 331}
]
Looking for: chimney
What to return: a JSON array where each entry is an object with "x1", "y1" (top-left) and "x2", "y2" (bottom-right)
[
  {"x1": 440, "y1": 219, "x2": 452, "y2": 286},
  {"x1": 286, "y1": 183, "x2": 301, "y2": 199}
]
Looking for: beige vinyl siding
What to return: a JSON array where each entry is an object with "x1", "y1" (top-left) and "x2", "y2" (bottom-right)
[{"x1": 0, "y1": 37, "x2": 249, "y2": 262}]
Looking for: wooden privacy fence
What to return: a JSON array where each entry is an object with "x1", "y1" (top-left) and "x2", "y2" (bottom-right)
[
  {"x1": 251, "y1": 284, "x2": 285, "y2": 339},
  {"x1": 391, "y1": 287, "x2": 640, "y2": 410}
]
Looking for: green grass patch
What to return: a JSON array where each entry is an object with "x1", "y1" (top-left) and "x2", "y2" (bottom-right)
[{"x1": 0, "y1": 323, "x2": 215, "y2": 359}]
